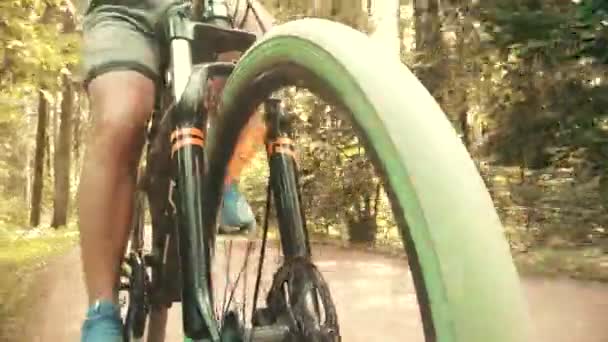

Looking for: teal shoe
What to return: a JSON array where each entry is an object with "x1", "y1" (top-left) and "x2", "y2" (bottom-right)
[
  {"x1": 219, "y1": 182, "x2": 256, "y2": 235},
  {"x1": 81, "y1": 300, "x2": 123, "y2": 342}
]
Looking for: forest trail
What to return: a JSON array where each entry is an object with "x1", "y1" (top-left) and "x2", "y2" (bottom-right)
[{"x1": 21, "y1": 243, "x2": 608, "y2": 342}]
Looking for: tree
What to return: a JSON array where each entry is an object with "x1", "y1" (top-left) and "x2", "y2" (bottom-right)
[
  {"x1": 434, "y1": 0, "x2": 484, "y2": 150},
  {"x1": 313, "y1": 0, "x2": 332, "y2": 17},
  {"x1": 51, "y1": 6, "x2": 77, "y2": 228},
  {"x1": 413, "y1": 0, "x2": 442, "y2": 93},
  {"x1": 51, "y1": 73, "x2": 74, "y2": 227},
  {"x1": 2, "y1": 0, "x2": 80, "y2": 227},
  {"x1": 30, "y1": 89, "x2": 49, "y2": 227}
]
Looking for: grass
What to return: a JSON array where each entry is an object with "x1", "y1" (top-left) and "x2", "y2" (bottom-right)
[
  {"x1": 514, "y1": 246, "x2": 608, "y2": 282},
  {"x1": 308, "y1": 229, "x2": 608, "y2": 283},
  {"x1": 0, "y1": 223, "x2": 79, "y2": 340}
]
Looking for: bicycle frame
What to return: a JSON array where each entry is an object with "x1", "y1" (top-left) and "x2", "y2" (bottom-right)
[
  {"x1": 140, "y1": 1, "x2": 312, "y2": 340},
  {"x1": 142, "y1": 1, "x2": 251, "y2": 340}
]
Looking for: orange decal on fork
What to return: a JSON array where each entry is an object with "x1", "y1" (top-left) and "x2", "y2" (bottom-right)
[
  {"x1": 170, "y1": 127, "x2": 205, "y2": 142},
  {"x1": 170, "y1": 127, "x2": 205, "y2": 157}
]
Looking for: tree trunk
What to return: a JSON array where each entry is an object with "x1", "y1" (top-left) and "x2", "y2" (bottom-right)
[
  {"x1": 313, "y1": 0, "x2": 333, "y2": 17},
  {"x1": 440, "y1": 0, "x2": 470, "y2": 147},
  {"x1": 51, "y1": 74, "x2": 74, "y2": 228},
  {"x1": 46, "y1": 121, "x2": 52, "y2": 180},
  {"x1": 370, "y1": 0, "x2": 400, "y2": 58},
  {"x1": 25, "y1": 146, "x2": 32, "y2": 207},
  {"x1": 334, "y1": 0, "x2": 366, "y2": 28},
  {"x1": 24, "y1": 107, "x2": 34, "y2": 208},
  {"x1": 413, "y1": 0, "x2": 442, "y2": 93},
  {"x1": 52, "y1": 91, "x2": 59, "y2": 154},
  {"x1": 414, "y1": 0, "x2": 440, "y2": 50},
  {"x1": 30, "y1": 89, "x2": 49, "y2": 227},
  {"x1": 72, "y1": 91, "x2": 81, "y2": 162},
  {"x1": 372, "y1": 182, "x2": 382, "y2": 217}
]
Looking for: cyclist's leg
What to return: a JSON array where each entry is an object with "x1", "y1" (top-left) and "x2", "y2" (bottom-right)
[
  {"x1": 225, "y1": 110, "x2": 267, "y2": 184},
  {"x1": 78, "y1": 3, "x2": 160, "y2": 341},
  {"x1": 207, "y1": 71, "x2": 267, "y2": 232},
  {"x1": 212, "y1": 3, "x2": 274, "y2": 234},
  {"x1": 219, "y1": 107, "x2": 266, "y2": 232}
]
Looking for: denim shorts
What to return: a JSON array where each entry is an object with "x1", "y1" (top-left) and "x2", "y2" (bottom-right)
[{"x1": 80, "y1": 0, "x2": 179, "y2": 86}]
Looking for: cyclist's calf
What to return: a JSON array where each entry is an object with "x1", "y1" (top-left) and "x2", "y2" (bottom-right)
[{"x1": 78, "y1": 70, "x2": 156, "y2": 307}]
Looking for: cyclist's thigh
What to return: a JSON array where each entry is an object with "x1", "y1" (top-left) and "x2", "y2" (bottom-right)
[{"x1": 80, "y1": 1, "x2": 168, "y2": 87}]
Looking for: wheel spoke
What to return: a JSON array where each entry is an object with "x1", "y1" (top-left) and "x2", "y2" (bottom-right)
[
  {"x1": 220, "y1": 239, "x2": 233, "y2": 326},
  {"x1": 222, "y1": 241, "x2": 254, "y2": 320}
]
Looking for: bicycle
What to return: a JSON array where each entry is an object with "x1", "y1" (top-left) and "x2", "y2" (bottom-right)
[{"x1": 118, "y1": 0, "x2": 532, "y2": 341}]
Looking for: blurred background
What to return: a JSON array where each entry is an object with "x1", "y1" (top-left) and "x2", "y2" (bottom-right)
[{"x1": 2, "y1": 0, "x2": 608, "y2": 341}]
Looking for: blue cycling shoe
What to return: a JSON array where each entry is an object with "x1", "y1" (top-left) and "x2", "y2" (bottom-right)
[
  {"x1": 81, "y1": 300, "x2": 124, "y2": 342},
  {"x1": 219, "y1": 182, "x2": 257, "y2": 235}
]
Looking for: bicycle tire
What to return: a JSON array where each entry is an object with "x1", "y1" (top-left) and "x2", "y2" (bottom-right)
[{"x1": 205, "y1": 18, "x2": 531, "y2": 342}]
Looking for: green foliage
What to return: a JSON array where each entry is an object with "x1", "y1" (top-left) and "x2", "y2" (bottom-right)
[
  {"x1": 0, "y1": 0, "x2": 79, "y2": 121},
  {"x1": 0, "y1": 118, "x2": 33, "y2": 227},
  {"x1": 477, "y1": 0, "x2": 608, "y2": 64},
  {"x1": 0, "y1": 0, "x2": 78, "y2": 227},
  {"x1": 259, "y1": 0, "x2": 370, "y2": 30},
  {"x1": 480, "y1": 5, "x2": 569, "y2": 59},
  {"x1": 0, "y1": 196, "x2": 29, "y2": 229},
  {"x1": 240, "y1": 87, "x2": 389, "y2": 243},
  {"x1": 575, "y1": 0, "x2": 608, "y2": 63},
  {"x1": 276, "y1": 89, "x2": 384, "y2": 242}
]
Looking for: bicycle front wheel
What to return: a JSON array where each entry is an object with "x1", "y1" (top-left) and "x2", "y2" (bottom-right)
[{"x1": 206, "y1": 18, "x2": 531, "y2": 342}]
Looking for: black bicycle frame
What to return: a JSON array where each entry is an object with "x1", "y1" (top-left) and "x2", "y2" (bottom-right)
[
  {"x1": 151, "y1": 1, "x2": 311, "y2": 340},
  {"x1": 160, "y1": 1, "x2": 255, "y2": 340}
]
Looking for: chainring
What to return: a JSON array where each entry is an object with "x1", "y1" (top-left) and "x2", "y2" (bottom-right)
[{"x1": 266, "y1": 258, "x2": 341, "y2": 342}]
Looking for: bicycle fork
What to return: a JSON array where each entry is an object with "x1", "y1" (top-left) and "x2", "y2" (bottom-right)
[
  {"x1": 167, "y1": 12, "x2": 231, "y2": 342},
  {"x1": 163, "y1": 0, "x2": 258, "y2": 339},
  {"x1": 264, "y1": 98, "x2": 311, "y2": 260}
]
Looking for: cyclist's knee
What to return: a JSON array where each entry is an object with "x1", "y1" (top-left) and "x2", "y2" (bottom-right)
[{"x1": 86, "y1": 71, "x2": 154, "y2": 165}]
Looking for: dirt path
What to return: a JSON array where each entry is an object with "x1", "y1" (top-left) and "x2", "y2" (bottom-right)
[{"x1": 20, "y1": 242, "x2": 608, "y2": 342}]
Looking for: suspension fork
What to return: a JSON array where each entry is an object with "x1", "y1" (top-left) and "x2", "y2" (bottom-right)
[
  {"x1": 168, "y1": 63, "x2": 237, "y2": 341},
  {"x1": 165, "y1": 4, "x2": 235, "y2": 340},
  {"x1": 264, "y1": 98, "x2": 311, "y2": 260}
]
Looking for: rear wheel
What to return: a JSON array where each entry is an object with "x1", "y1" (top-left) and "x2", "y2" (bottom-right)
[{"x1": 205, "y1": 18, "x2": 531, "y2": 342}]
